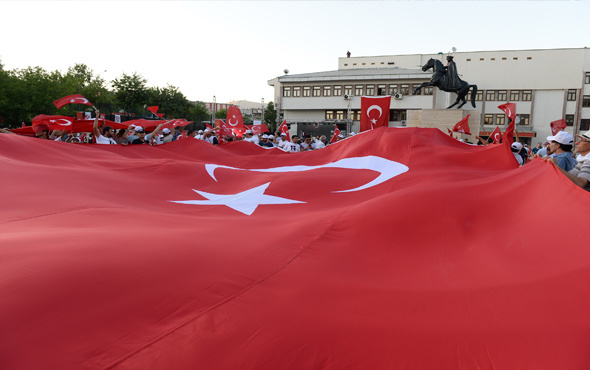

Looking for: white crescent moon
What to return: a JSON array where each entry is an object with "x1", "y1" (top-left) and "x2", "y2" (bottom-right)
[
  {"x1": 55, "y1": 119, "x2": 72, "y2": 126},
  {"x1": 366, "y1": 105, "x2": 382, "y2": 118},
  {"x1": 205, "y1": 156, "x2": 409, "y2": 193},
  {"x1": 228, "y1": 116, "x2": 239, "y2": 126}
]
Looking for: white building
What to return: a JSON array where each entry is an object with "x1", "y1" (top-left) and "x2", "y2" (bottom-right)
[{"x1": 268, "y1": 47, "x2": 590, "y2": 145}]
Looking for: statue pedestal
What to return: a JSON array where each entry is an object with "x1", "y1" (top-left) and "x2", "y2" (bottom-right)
[{"x1": 406, "y1": 109, "x2": 481, "y2": 138}]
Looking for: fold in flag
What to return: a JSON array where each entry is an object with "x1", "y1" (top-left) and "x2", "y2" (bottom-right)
[
  {"x1": 498, "y1": 102, "x2": 516, "y2": 145},
  {"x1": 226, "y1": 106, "x2": 245, "y2": 129},
  {"x1": 330, "y1": 125, "x2": 342, "y2": 143},
  {"x1": 360, "y1": 95, "x2": 391, "y2": 132},
  {"x1": 278, "y1": 120, "x2": 290, "y2": 142},
  {"x1": 491, "y1": 125, "x2": 503, "y2": 144},
  {"x1": 4, "y1": 128, "x2": 590, "y2": 368},
  {"x1": 550, "y1": 119, "x2": 567, "y2": 136},
  {"x1": 31, "y1": 114, "x2": 75, "y2": 132},
  {"x1": 53, "y1": 94, "x2": 93, "y2": 109}
]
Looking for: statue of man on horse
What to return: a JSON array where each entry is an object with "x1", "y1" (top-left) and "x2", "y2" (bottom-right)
[{"x1": 413, "y1": 55, "x2": 478, "y2": 109}]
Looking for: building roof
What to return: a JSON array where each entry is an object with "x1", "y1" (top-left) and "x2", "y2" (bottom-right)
[{"x1": 276, "y1": 68, "x2": 430, "y2": 83}]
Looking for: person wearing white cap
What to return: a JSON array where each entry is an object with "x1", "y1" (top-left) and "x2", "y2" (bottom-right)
[
  {"x1": 196, "y1": 129, "x2": 204, "y2": 140},
  {"x1": 547, "y1": 129, "x2": 590, "y2": 191},
  {"x1": 259, "y1": 134, "x2": 274, "y2": 148},
  {"x1": 546, "y1": 130, "x2": 576, "y2": 171},
  {"x1": 510, "y1": 142, "x2": 524, "y2": 165},
  {"x1": 160, "y1": 128, "x2": 174, "y2": 144}
]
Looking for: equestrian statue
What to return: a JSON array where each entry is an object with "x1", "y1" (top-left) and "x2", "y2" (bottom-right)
[{"x1": 413, "y1": 56, "x2": 478, "y2": 109}]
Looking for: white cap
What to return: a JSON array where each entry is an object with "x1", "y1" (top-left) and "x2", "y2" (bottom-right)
[
  {"x1": 547, "y1": 130, "x2": 574, "y2": 145},
  {"x1": 162, "y1": 128, "x2": 171, "y2": 134},
  {"x1": 198, "y1": 129, "x2": 203, "y2": 133},
  {"x1": 262, "y1": 134, "x2": 269, "y2": 139},
  {"x1": 511, "y1": 142, "x2": 523, "y2": 150},
  {"x1": 245, "y1": 130, "x2": 252, "y2": 134}
]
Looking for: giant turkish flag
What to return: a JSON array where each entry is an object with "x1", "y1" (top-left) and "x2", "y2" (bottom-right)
[{"x1": 3, "y1": 128, "x2": 590, "y2": 369}]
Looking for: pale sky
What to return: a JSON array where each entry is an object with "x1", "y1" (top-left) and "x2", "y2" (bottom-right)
[{"x1": 1, "y1": 1, "x2": 589, "y2": 105}]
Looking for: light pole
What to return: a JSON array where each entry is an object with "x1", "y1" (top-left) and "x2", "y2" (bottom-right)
[
  {"x1": 212, "y1": 95, "x2": 216, "y2": 124},
  {"x1": 261, "y1": 98, "x2": 265, "y2": 124}
]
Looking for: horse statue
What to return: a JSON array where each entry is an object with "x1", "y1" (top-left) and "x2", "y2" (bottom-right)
[{"x1": 413, "y1": 56, "x2": 478, "y2": 109}]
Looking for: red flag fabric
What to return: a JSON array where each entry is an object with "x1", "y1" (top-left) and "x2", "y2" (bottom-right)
[
  {"x1": 156, "y1": 113, "x2": 165, "y2": 118},
  {"x1": 278, "y1": 120, "x2": 290, "y2": 142},
  {"x1": 147, "y1": 106, "x2": 159, "y2": 115},
  {"x1": 498, "y1": 103, "x2": 516, "y2": 145},
  {"x1": 53, "y1": 94, "x2": 93, "y2": 109},
  {"x1": 247, "y1": 124, "x2": 270, "y2": 135},
  {"x1": 490, "y1": 125, "x2": 503, "y2": 144},
  {"x1": 498, "y1": 102, "x2": 516, "y2": 125},
  {"x1": 360, "y1": 95, "x2": 391, "y2": 132},
  {"x1": 330, "y1": 125, "x2": 342, "y2": 143},
  {"x1": 226, "y1": 106, "x2": 245, "y2": 129},
  {"x1": 550, "y1": 119, "x2": 567, "y2": 136},
  {"x1": 32, "y1": 114, "x2": 75, "y2": 131},
  {"x1": 452, "y1": 114, "x2": 471, "y2": 135},
  {"x1": 5, "y1": 128, "x2": 590, "y2": 368},
  {"x1": 447, "y1": 127, "x2": 453, "y2": 136}
]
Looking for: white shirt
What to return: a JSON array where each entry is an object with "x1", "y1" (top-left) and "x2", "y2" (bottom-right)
[
  {"x1": 96, "y1": 135, "x2": 117, "y2": 144},
  {"x1": 284, "y1": 142, "x2": 301, "y2": 152}
]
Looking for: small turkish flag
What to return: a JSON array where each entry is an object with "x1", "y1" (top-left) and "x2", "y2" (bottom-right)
[
  {"x1": 147, "y1": 106, "x2": 159, "y2": 115},
  {"x1": 248, "y1": 124, "x2": 269, "y2": 135},
  {"x1": 226, "y1": 106, "x2": 245, "y2": 129},
  {"x1": 452, "y1": 115, "x2": 471, "y2": 135},
  {"x1": 498, "y1": 103, "x2": 516, "y2": 125},
  {"x1": 32, "y1": 115, "x2": 75, "y2": 131},
  {"x1": 330, "y1": 125, "x2": 342, "y2": 144},
  {"x1": 53, "y1": 94, "x2": 93, "y2": 109},
  {"x1": 490, "y1": 126, "x2": 502, "y2": 144},
  {"x1": 360, "y1": 96, "x2": 391, "y2": 132},
  {"x1": 447, "y1": 128, "x2": 453, "y2": 136},
  {"x1": 278, "y1": 120, "x2": 290, "y2": 142},
  {"x1": 550, "y1": 119, "x2": 567, "y2": 136}
]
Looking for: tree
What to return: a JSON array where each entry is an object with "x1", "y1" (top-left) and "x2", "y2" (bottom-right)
[
  {"x1": 215, "y1": 108, "x2": 227, "y2": 119},
  {"x1": 264, "y1": 101, "x2": 277, "y2": 131},
  {"x1": 112, "y1": 72, "x2": 148, "y2": 114},
  {"x1": 189, "y1": 101, "x2": 210, "y2": 123}
]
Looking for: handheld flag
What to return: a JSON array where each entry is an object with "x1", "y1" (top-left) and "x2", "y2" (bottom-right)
[
  {"x1": 330, "y1": 125, "x2": 342, "y2": 143},
  {"x1": 278, "y1": 120, "x2": 290, "y2": 142},
  {"x1": 53, "y1": 94, "x2": 93, "y2": 109},
  {"x1": 550, "y1": 119, "x2": 567, "y2": 136},
  {"x1": 360, "y1": 96, "x2": 391, "y2": 132},
  {"x1": 452, "y1": 115, "x2": 471, "y2": 135},
  {"x1": 490, "y1": 126, "x2": 502, "y2": 144}
]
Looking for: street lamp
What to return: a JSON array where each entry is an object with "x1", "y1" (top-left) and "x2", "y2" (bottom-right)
[
  {"x1": 261, "y1": 98, "x2": 265, "y2": 124},
  {"x1": 212, "y1": 95, "x2": 216, "y2": 124}
]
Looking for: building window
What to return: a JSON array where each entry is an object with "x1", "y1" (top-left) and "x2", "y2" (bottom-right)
[
  {"x1": 486, "y1": 90, "x2": 496, "y2": 101},
  {"x1": 351, "y1": 110, "x2": 361, "y2": 121},
  {"x1": 423, "y1": 87, "x2": 433, "y2": 95},
  {"x1": 412, "y1": 84, "x2": 421, "y2": 95},
  {"x1": 522, "y1": 90, "x2": 532, "y2": 101},
  {"x1": 391, "y1": 110, "x2": 399, "y2": 121},
  {"x1": 586, "y1": 72, "x2": 590, "y2": 84},
  {"x1": 484, "y1": 114, "x2": 494, "y2": 125},
  {"x1": 355, "y1": 85, "x2": 363, "y2": 96},
  {"x1": 344, "y1": 85, "x2": 352, "y2": 96},
  {"x1": 496, "y1": 114, "x2": 506, "y2": 125},
  {"x1": 583, "y1": 96, "x2": 590, "y2": 107},
  {"x1": 335, "y1": 110, "x2": 345, "y2": 120},
  {"x1": 313, "y1": 86, "x2": 321, "y2": 97},
  {"x1": 565, "y1": 114, "x2": 575, "y2": 126},
  {"x1": 366, "y1": 85, "x2": 375, "y2": 96},
  {"x1": 475, "y1": 91, "x2": 483, "y2": 101},
  {"x1": 389, "y1": 85, "x2": 397, "y2": 95},
  {"x1": 510, "y1": 90, "x2": 520, "y2": 101},
  {"x1": 323, "y1": 86, "x2": 332, "y2": 97},
  {"x1": 581, "y1": 119, "x2": 590, "y2": 131},
  {"x1": 377, "y1": 85, "x2": 387, "y2": 95},
  {"x1": 567, "y1": 89, "x2": 577, "y2": 101},
  {"x1": 518, "y1": 114, "x2": 530, "y2": 126},
  {"x1": 333, "y1": 85, "x2": 342, "y2": 96},
  {"x1": 325, "y1": 111, "x2": 334, "y2": 120},
  {"x1": 303, "y1": 87, "x2": 311, "y2": 97},
  {"x1": 283, "y1": 87, "x2": 291, "y2": 97},
  {"x1": 400, "y1": 84, "x2": 410, "y2": 95},
  {"x1": 293, "y1": 87, "x2": 301, "y2": 97},
  {"x1": 400, "y1": 110, "x2": 407, "y2": 121},
  {"x1": 498, "y1": 90, "x2": 507, "y2": 101}
]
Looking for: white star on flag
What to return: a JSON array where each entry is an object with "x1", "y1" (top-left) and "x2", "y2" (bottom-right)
[
  {"x1": 49, "y1": 120, "x2": 56, "y2": 123},
  {"x1": 169, "y1": 182, "x2": 305, "y2": 215}
]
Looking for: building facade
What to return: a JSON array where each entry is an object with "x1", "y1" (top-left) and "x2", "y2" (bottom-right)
[{"x1": 268, "y1": 48, "x2": 590, "y2": 144}]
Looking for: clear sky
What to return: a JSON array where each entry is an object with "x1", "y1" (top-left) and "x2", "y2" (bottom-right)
[{"x1": 1, "y1": 1, "x2": 588, "y2": 105}]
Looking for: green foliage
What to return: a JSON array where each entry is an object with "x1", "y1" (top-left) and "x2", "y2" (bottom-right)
[
  {"x1": 215, "y1": 108, "x2": 227, "y2": 119},
  {"x1": 189, "y1": 101, "x2": 210, "y2": 123},
  {"x1": 264, "y1": 101, "x2": 277, "y2": 131},
  {"x1": 112, "y1": 72, "x2": 148, "y2": 114},
  {"x1": 243, "y1": 115, "x2": 253, "y2": 125}
]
